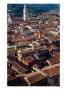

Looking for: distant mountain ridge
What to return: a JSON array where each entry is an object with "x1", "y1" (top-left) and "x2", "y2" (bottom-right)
[{"x1": 7, "y1": 4, "x2": 60, "y2": 17}]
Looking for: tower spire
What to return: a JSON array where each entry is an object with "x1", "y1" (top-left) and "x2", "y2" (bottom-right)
[{"x1": 8, "y1": 13, "x2": 12, "y2": 24}]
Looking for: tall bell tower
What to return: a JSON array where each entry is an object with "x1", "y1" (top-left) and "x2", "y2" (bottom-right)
[{"x1": 23, "y1": 5, "x2": 26, "y2": 21}]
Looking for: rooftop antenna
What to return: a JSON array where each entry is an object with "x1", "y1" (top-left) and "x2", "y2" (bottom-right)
[{"x1": 23, "y1": 5, "x2": 26, "y2": 21}]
